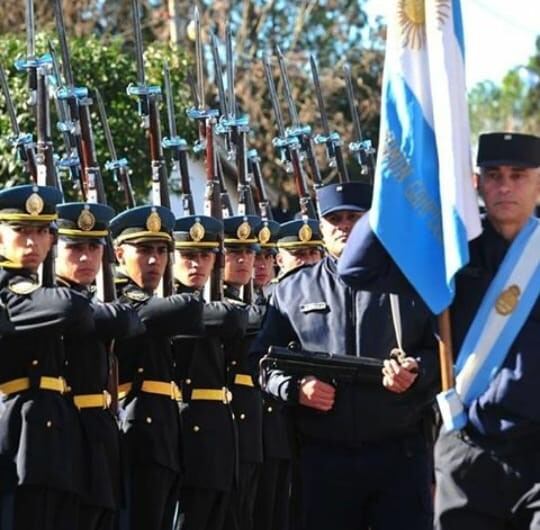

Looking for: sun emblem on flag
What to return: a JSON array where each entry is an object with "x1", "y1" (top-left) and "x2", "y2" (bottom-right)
[{"x1": 397, "y1": 0, "x2": 450, "y2": 50}]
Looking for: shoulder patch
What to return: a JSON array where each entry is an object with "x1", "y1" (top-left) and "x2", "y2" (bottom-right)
[
  {"x1": 300, "y1": 302, "x2": 329, "y2": 313},
  {"x1": 8, "y1": 279, "x2": 40, "y2": 295}
]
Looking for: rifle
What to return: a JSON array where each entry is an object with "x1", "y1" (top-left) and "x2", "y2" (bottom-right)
[
  {"x1": 94, "y1": 88, "x2": 136, "y2": 209},
  {"x1": 52, "y1": 0, "x2": 88, "y2": 194},
  {"x1": 309, "y1": 55, "x2": 349, "y2": 183},
  {"x1": 127, "y1": 0, "x2": 174, "y2": 296},
  {"x1": 260, "y1": 344, "x2": 384, "y2": 385},
  {"x1": 276, "y1": 47, "x2": 322, "y2": 188},
  {"x1": 48, "y1": 41, "x2": 83, "y2": 189},
  {"x1": 186, "y1": 9, "x2": 224, "y2": 302},
  {"x1": 0, "y1": 63, "x2": 37, "y2": 181},
  {"x1": 162, "y1": 61, "x2": 193, "y2": 216},
  {"x1": 248, "y1": 149, "x2": 274, "y2": 221},
  {"x1": 263, "y1": 54, "x2": 317, "y2": 219},
  {"x1": 343, "y1": 64, "x2": 376, "y2": 183}
]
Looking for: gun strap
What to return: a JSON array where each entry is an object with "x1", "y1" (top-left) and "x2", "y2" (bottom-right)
[{"x1": 389, "y1": 293, "x2": 404, "y2": 354}]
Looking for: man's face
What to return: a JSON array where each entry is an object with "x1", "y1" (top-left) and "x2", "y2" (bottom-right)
[
  {"x1": 253, "y1": 250, "x2": 275, "y2": 288},
  {"x1": 56, "y1": 240, "x2": 103, "y2": 286},
  {"x1": 320, "y1": 210, "x2": 364, "y2": 258},
  {"x1": 115, "y1": 241, "x2": 169, "y2": 292},
  {"x1": 276, "y1": 247, "x2": 323, "y2": 274},
  {"x1": 224, "y1": 247, "x2": 255, "y2": 287},
  {"x1": 174, "y1": 249, "x2": 216, "y2": 289},
  {"x1": 0, "y1": 223, "x2": 53, "y2": 272},
  {"x1": 479, "y1": 165, "x2": 540, "y2": 231}
]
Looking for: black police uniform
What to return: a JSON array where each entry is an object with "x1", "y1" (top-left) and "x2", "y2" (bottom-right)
[
  {"x1": 171, "y1": 215, "x2": 246, "y2": 530},
  {"x1": 0, "y1": 186, "x2": 95, "y2": 530},
  {"x1": 109, "y1": 206, "x2": 204, "y2": 530},
  {"x1": 55, "y1": 202, "x2": 145, "y2": 530},
  {"x1": 338, "y1": 133, "x2": 540, "y2": 530},
  {"x1": 251, "y1": 182, "x2": 439, "y2": 530},
  {"x1": 221, "y1": 216, "x2": 265, "y2": 530}
]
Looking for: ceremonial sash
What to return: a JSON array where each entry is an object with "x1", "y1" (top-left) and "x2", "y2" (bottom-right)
[{"x1": 437, "y1": 217, "x2": 540, "y2": 432}]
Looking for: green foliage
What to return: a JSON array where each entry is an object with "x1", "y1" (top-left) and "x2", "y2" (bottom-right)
[{"x1": 0, "y1": 32, "x2": 195, "y2": 211}]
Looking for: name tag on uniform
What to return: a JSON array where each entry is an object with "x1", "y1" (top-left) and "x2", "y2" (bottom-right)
[{"x1": 300, "y1": 302, "x2": 329, "y2": 313}]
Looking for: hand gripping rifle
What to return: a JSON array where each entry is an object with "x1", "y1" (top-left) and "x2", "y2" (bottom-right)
[
  {"x1": 309, "y1": 55, "x2": 350, "y2": 183},
  {"x1": 162, "y1": 61, "x2": 194, "y2": 216},
  {"x1": 0, "y1": 63, "x2": 37, "y2": 181},
  {"x1": 343, "y1": 64, "x2": 376, "y2": 183},
  {"x1": 260, "y1": 344, "x2": 384, "y2": 386},
  {"x1": 263, "y1": 54, "x2": 317, "y2": 219},
  {"x1": 94, "y1": 88, "x2": 136, "y2": 209},
  {"x1": 276, "y1": 47, "x2": 322, "y2": 189},
  {"x1": 127, "y1": 0, "x2": 174, "y2": 296}
]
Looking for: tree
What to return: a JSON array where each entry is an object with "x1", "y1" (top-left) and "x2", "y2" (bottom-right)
[{"x1": 0, "y1": 33, "x2": 195, "y2": 211}]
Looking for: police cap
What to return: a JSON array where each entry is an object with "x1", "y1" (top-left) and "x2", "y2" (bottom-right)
[
  {"x1": 316, "y1": 182, "x2": 372, "y2": 217},
  {"x1": 0, "y1": 184, "x2": 62, "y2": 224},
  {"x1": 477, "y1": 132, "x2": 540, "y2": 168},
  {"x1": 173, "y1": 215, "x2": 223, "y2": 252},
  {"x1": 277, "y1": 219, "x2": 324, "y2": 250},
  {"x1": 57, "y1": 202, "x2": 115, "y2": 245},
  {"x1": 110, "y1": 205, "x2": 175, "y2": 247},
  {"x1": 223, "y1": 215, "x2": 261, "y2": 250}
]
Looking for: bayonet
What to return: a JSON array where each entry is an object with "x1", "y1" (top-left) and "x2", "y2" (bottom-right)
[
  {"x1": 24, "y1": 0, "x2": 37, "y2": 108},
  {"x1": 225, "y1": 23, "x2": 236, "y2": 122},
  {"x1": 275, "y1": 48, "x2": 322, "y2": 187},
  {"x1": 343, "y1": 63, "x2": 375, "y2": 181},
  {"x1": 95, "y1": 88, "x2": 135, "y2": 208},
  {"x1": 310, "y1": 54, "x2": 349, "y2": 182},
  {"x1": 194, "y1": 7, "x2": 205, "y2": 111},
  {"x1": 0, "y1": 63, "x2": 37, "y2": 180}
]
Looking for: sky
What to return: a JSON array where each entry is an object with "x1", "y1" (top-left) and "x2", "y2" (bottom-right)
[{"x1": 364, "y1": 0, "x2": 540, "y2": 90}]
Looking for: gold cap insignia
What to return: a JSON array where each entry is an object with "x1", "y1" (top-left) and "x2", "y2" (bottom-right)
[
  {"x1": 146, "y1": 211, "x2": 162, "y2": 233},
  {"x1": 237, "y1": 221, "x2": 251, "y2": 241},
  {"x1": 77, "y1": 207, "x2": 96, "y2": 231},
  {"x1": 259, "y1": 226, "x2": 271, "y2": 244},
  {"x1": 190, "y1": 221, "x2": 206, "y2": 242},
  {"x1": 298, "y1": 223, "x2": 313, "y2": 242},
  {"x1": 25, "y1": 192, "x2": 44, "y2": 216},
  {"x1": 495, "y1": 284, "x2": 520, "y2": 316}
]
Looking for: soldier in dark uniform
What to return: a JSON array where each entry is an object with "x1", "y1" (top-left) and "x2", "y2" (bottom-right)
[
  {"x1": 275, "y1": 219, "x2": 324, "y2": 276},
  {"x1": 54, "y1": 202, "x2": 144, "y2": 530},
  {"x1": 252, "y1": 219, "x2": 279, "y2": 301},
  {"x1": 222, "y1": 215, "x2": 265, "y2": 530},
  {"x1": 250, "y1": 182, "x2": 439, "y2": 530},
  {"x1": 251, "y1": 219, "x2": 295, "y2": 530},
  {"x1": 338, "y1": 133, "x2": 540, "y2": 529},
  {"x1": 171, "y1": 215, "x2": 247, "y2": 530},
  {"x1": 0, "y1": 185, "x2": 96, "y2": 530},
  {"x1": 109, "y1": 205, "x2": 204, "y2": 530}
]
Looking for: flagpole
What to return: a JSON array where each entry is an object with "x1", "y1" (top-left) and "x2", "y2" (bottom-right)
[{"x1": 438, "y1": 309, "x2": 454, "y2": 391}]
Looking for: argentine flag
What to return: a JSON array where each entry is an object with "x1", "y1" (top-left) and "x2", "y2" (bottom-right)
[{"x1": 370, "y1": 0, "x2": 481, "y2": 314}]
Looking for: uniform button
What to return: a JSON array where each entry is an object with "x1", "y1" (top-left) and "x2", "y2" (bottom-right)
[
  {"x1": 31, "y1": 359, "x2": 38, "y2": 366},
  {"x1": 46, "y1": 420, "x2": 52, "y2": 428},
  {"x1": 185, "y1": 379, "x2": 192, "y2": 385},
  {"x1": 231, "y1": 361, "x2": 237, "y2": 366},
  {"x1": 146, "y1": 417, "x2": 152, "y2": 424},
  {"x1": 64, "y1": 360, "x2": 69, "y2": 366},
  {"x1": 267, "y1": 406, "x2": 273, "y2": 413},
  {"x1": 137, "y1": 367, "x2": 144, "y2": 373},
  {"x1": 193, "y1": 425, "x2": 200, "y2": 432},
  {"x1": 231, "y1": 413, "x2": 235, "y2": 420},
  {"x1": 240, "y1": 413, "x2": 246, "y2": 420}
]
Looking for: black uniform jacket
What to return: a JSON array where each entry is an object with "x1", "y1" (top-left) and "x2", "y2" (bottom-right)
[
  {"x1": 224, "y1": 286, "x2": 265, "y2": 465},
  {"x1": 173, "y1": 282, "x2": 248, "y2": 491},
  {"x1": 114, "y1": 275, "x2": 203, "y2": 473},
  {"x1": 250, "y1": 257, "x2": 439, "y2": 447},
  {"x1": 0, "y1": 268, "x2": 95, "y2": 495},
  {"x1": 58, "y1": 276, "x2": 144, "y2": 509}
]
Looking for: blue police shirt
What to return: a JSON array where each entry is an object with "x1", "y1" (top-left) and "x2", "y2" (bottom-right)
[{"x1": 250, "y1": 256, "x2": 439, "y2": 445}]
